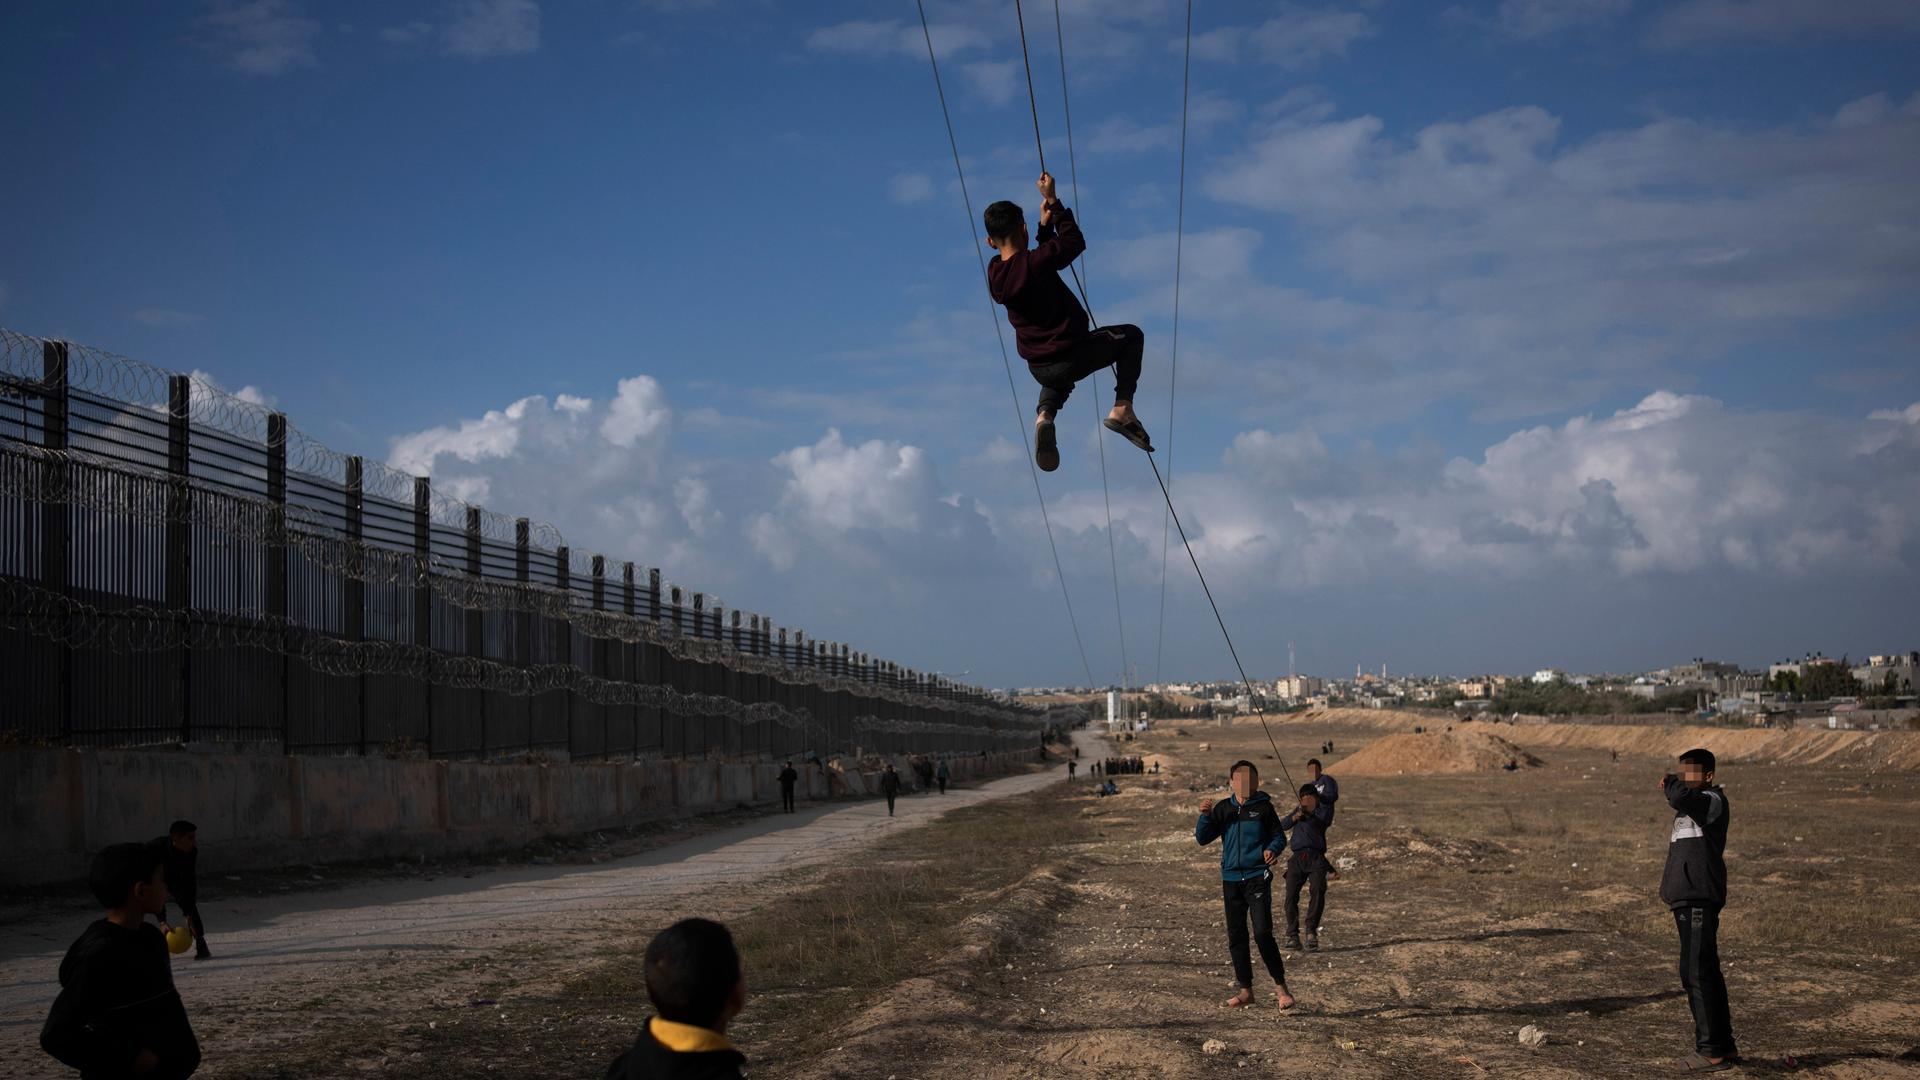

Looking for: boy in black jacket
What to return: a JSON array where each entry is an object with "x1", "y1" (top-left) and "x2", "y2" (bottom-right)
[
  {"x1": 1660, "y1": 748, "x2": 1738, "y2": 1072},
  {"x1": 154, "y1": 821, "x2": 210, "y2": 960},
  {"x1": 41, "y1": 841, "x2": 202, "y2": 1079},
  {"x1": 1195, "y1": 760, "x2": 1296, "y2": 1010},
  {"x1": 606, "y1": 919, "x2": 747, "y2": 1080}
]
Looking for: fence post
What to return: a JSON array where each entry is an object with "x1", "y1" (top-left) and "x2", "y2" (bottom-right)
[
  {"x1": 555, "y1": 545, "x2": 571, "y2": 757},
  {"x1": 266, "y1": 411, "x2": 288, "y2": 751},
  {"x1": 622, "y1": 561, "x2": 636, "y2": 762},
  {"x1": 345, "y1": 456, "x2": 365, "y2": 755},
  {"x1": 42, "y1": 342, "x2": 72, "y2": 742},
  {"x1": 413, "y1": 477, "x2": 433, "y2": 753},
  {"x1": 466, "y1": 506, "x2": 483, "y2": 757},
  {"x1": 592, "y1": 554, "x2": 606, "y2": 760},
  {"x1": 166, "y1": 375, "x2": 192, "y2": 745}
]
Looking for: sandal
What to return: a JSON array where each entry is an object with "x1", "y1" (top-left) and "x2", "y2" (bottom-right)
[
  {"x1": 1223, "y1": 988, "x2": 1255, "y2": 1009},
  {"x1": 1677, "y1": 1052, "x2": 1732, "y2": 1072},
  {"x1": 1102, "y1": 416, "x2": 1155, "y2": 453},
  {"x1": 1035, "y1": 419, "x2": 1059, "y2": 472}
]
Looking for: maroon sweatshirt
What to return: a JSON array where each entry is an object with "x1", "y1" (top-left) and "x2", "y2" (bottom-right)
[{"x1": 986, "y1": 203, "x2": 1088, "y2": 362}]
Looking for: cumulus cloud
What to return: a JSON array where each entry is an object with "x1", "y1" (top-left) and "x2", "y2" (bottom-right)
[
  {"x1": 1188, "y1": 92, "x2": 1920, "y2": 426},
  {"x1": 1187, "y1": 6, "x2": 1376, "y2": 69},
  {"x1": 197, "y1": 0, "x2": 320, "y2": 75}
]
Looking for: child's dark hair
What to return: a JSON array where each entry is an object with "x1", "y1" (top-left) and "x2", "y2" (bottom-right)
[
  {"x1": 983, "y1": 200, "x2": 1024, "y2": 243},
  {"x1": 1306, "y1": 758, "x2": 1323, "y2": 768},
  {"x1": 88, "y1": 841, "x2": 164, "y2": 909},
  {"x1": 644, "y1": 918, "x2": 741, "y2": 1027},
  {"x1": 1298, "y1": 784, "x2": 1320, "y2": 798},
  {"x1": 1678, "y1": 748, "x2": 1716, "y2": 773},
  {"x1": 169, "y1": 820, "x2": 197, "y2": 837},
  {"x1": 1229, "y1": 759, "x2": 1258, "y2": 778}
]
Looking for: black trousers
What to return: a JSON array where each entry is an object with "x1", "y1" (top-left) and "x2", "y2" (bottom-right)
[
  {"x1": 1029, "y1": 324, "x2": 1144, "y2": 417},
  {"x1": 1674, "y1": 906, "x2": 1737, "y2": 1058},
  {"x1": 938, "y1": 777, "x2": 947, "y2": 794},
  {"x1": 780, "y1": 785, "x2": 795, "y2": 812},
  {"x1": 174, "y1": 898, "x2": 208, "y2": 953},
  {"x1": 885, "y1": 792, "x2": 896, "y2": 815},
  {"x1": 1283, "y1": 852, "x2": 1328, "y2": 936},
  {"x1": 1222, "y1": 875, "x2": 1286, "y2": 988}
]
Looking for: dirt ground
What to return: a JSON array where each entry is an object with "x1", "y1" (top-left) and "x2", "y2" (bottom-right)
[{"x1": 5, "y1": 720, "x2": 1918, "y2": 1079}]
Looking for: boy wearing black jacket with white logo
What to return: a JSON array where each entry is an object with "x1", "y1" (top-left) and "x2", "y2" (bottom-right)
[
  {"x1": 41, "y1": 841, "x2": 201, "y2": 1079},
  {"x1": 1660, "y1": 748, "x2": 1738, "y2": 1072},
  {"x1": 1195, "y1": 760, "x2": 1297, "y2": 1011},
  {"x1": 1280, "y1": 785, "x2": 1333, "y2": 952}
]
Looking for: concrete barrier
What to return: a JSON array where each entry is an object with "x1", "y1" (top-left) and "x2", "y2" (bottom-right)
[{"x1": 0, "y1": 743, "x2": 1044, "y2": 888}]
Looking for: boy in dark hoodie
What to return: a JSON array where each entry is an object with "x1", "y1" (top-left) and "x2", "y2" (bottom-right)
[
  {"x1": 1660, "y1": 749, "x2": 1739, "y2": 1072},
  {"x1": 880, "y1": 763, "x2": 901, "y2": 817},
  {"x1": 41, "y1": 840, "x2": 202, "y2": 1080},
  {"x1": 605, "y1": 918, "x2": 747, "y2": 1080},
  {"x1": 1195, "y1": 760, "x2": 1296, "y2": 1010},
  {"x1": 1281, "y1": 785, "x2": 1332, "y2": 952},
  {"x1": 154, "y1": 821, "x2": 210, "y2": 961},
  {"x1": 984, "y1": 172, "x2": 1152, "y2": 473}
]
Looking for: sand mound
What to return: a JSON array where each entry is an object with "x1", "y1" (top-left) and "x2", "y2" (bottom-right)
[
  {"x1": 1340, "y1": 827, "x2": 1511, "y2": 869},
  {"x1": 1335, "y1": 730, "x2": 1544, "y2": 776}
]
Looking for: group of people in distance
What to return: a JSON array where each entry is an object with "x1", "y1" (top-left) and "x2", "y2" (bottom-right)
[
  {"x1": 1191, "y1": 746, "x2": 1738, "y2": 1073},
  {"x1": 1096, "y1": 755, "x2": 1151, "y2": 776}
]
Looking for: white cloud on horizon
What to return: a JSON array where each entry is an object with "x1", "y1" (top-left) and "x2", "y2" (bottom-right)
[{"x1": 197, "y1": 0, "x2": 321, "y2": 75}]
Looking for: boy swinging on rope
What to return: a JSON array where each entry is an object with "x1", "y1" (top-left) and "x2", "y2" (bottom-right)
[{"x1": 985, "y1": 172, "x2": 1152, "y2": 472}]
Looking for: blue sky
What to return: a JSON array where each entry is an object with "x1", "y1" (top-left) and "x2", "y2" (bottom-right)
[{"x1": 3, "y1": 0, "x2": 1917, "y2": 688}]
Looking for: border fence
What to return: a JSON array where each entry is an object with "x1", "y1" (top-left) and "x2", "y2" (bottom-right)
[{"x1": 0, "y1": 328, "x2": 1047, "y2": 761}]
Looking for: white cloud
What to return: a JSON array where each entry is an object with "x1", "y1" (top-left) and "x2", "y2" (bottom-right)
[
  {"x1": 197, "y1": 0, "x2": 320, "y2": 75},
  {"x1": 805, "y1": 19, "x2": 987, "y2": 61},
  {"x1": 1491, "y1": 0, "x2": 1633, "y2": 38},
  {"x1": 131, "y1": 307, "x2": 204, "y2": 328},
  {"x1": 1187, "y1": 6, "x2": 1375, "y2": 69},
  {"x1": 958, "y1": 59, "x2": 1021, "y2": 108},
  {"x1": 888, "y1": 172, "x2": 935, "y2": 204},
  {"x1": 599, "y1": 375, "x2": 671, "y2": 450},
  {"x1": 1651, "y1": 0, "x2": 1920, "y2": 47},
  {"x1": 441, "y1": 0, "x2": 540, "y2": 58}
]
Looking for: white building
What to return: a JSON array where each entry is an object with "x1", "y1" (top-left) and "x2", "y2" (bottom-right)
[{"x1": 1531, "y1": 668, "x2": 1565, "y2": 685}]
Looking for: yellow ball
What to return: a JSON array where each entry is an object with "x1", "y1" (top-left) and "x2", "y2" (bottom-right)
[{"x1": 166, "y1": 927, "x2": 193, "y2": 955}]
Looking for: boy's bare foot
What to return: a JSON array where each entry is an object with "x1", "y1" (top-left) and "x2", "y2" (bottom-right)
[
  {"x1": 1223, "y1": 987, "x2": 1254, "y2": 1009},
  {"x1": 1275, "y1": 984, "x2": 1295, "y2": 1010}
]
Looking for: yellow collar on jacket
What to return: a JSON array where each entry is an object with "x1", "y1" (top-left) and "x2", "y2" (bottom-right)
[{"x1": 650, "y1": 1016, "x2": 734, "y2": 1054}]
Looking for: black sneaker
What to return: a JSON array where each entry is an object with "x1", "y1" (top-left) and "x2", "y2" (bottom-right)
[
  {"x1": 1283, "y1": 934, "x2": 1302, "y2": 951},
  {"x1": 194, "y1": 950, "x2": 212, "y2": 961},
  {"x1": 1305, "y1": 933, "x2": 1319, "y2": 952},
  {"x1": 1035, "y1": 420, "x2": 1060, "y2": 472}
]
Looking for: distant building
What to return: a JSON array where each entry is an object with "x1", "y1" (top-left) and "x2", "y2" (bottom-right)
[
  {"x1": 1853, "y1": 652, "x2": 1918, "y2": 694},
  {"x1": 1275, "y1": 675, "x2": 1324, "y2": 700},
  {"x1": 1531, "y1": 668, "x2": 1564, "y2": 685},
  {"x1": 1456, "y1": 679, "x2": 1492, "y2": 699}
]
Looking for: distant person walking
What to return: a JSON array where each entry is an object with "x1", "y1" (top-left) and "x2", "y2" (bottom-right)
[
  {"x1": 880, "y1": 765, "x2": 901, "y2": 817},
  {"x1": 777, "y1": 763, "x2": 798, "y2": 814},
  {"x1": 1068, "y1": 759, "x2": 1077, "y2": 779},
  {"x1": 936, "y1": 757, "x2": 950, "y2": 795}
]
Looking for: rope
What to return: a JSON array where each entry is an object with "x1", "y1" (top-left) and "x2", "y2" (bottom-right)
[
  {"x1": 1146, "y1": 453, "x2": 1295, "y2": 791},
  {"x1": 915, "y1": 0, "x2": 1096, "y2": 689},
  {"x1": 1047, "y1": 0, "x2": 1129, "y2": 692},
  {"x1": 1154, "y1": 0, "x2": 1193, "y2": 687}
]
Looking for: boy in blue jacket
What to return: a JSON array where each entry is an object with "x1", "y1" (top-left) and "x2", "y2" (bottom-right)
[{"x1": 1195, "y1": 760, "x2": 1296, "y2": 1010}]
